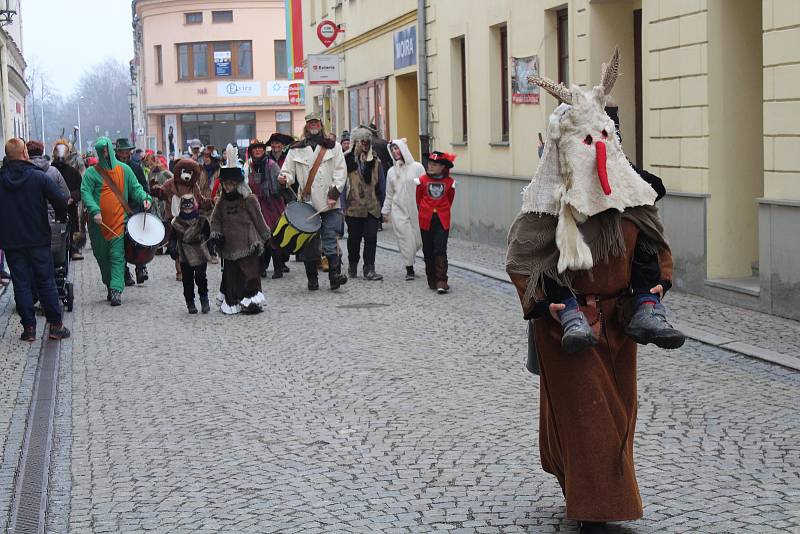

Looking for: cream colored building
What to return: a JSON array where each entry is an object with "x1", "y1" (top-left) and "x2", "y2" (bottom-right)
[
  {"x1": 309, "y1": 0, "x2": 799, "y2": 319},
  {"x1": 132, "y1": 0, "x2": 305, "y2": 156},
  {"x1": 0, "y1": 8, "x2": 29, "y2": 153}
]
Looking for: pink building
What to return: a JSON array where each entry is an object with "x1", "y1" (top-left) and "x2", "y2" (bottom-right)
[{"x1": 132, "y1": 0, "x2": 305, "y2": 156}]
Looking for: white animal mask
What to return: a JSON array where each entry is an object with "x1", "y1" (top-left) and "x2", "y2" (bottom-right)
[{"x1": 522, "y1": 48, "x2": 657, "y2": 273}]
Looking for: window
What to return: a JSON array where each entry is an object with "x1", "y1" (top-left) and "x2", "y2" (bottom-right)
[
  {"x1": 557, "y1": 8, "x2": 569, "y2": 85},
  {"x1": 499, "y1": 26, "x2": 509, "y2": 142},
  {"x1": 276, "y1": 111, "x2": 292, "y2": 135},
  {"x1": 212, "y1": 10, "x2": 233, "y2": 23},
  {"x1": 451, "y1": 36, "x2": 468, "y2": 142},
  {"x1": 185, "y1": 12, "x2": 202, "y2": 24},
  {"x1": 155, "y1": 45, "x2": 163, "y2": 84},
  {"x1": 176, "y1": 41, "x2": 253, "y2": 80},
  {"x1": 274, "y1": 40, "x2": 287, "y2": 79},
  {"x1": 348, "y1": 79, "x2": 389, "y2": 136}
]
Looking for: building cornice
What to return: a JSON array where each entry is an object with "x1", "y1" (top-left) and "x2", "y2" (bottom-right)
[{"x1": 146, "y1": 101, "x2": 303, "y2": 112}]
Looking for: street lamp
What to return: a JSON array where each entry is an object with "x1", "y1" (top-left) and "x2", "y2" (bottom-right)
[
  {"x1": 0, "y1": 0, "x2": 18, "y2": 27},
  {"x1": 76, "y1": 95, "x2": 84, "y2": 154},
  {"x1": 128, "y1": 87, "x2": 136, "y2": 144}
]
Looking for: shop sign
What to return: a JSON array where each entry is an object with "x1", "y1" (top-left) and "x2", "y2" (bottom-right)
[
  {"x1": 511, "y1": 55, "x2": 540, "y2": 104},
  {"x1": 394, "y1": 26, "x2": 417, "y2": 70},
  {"x1": 288, "y1": 83, "x2": 304, "y2": 105},
  {"x1": 267, "y1": 79, "x2": 304, "y2": 97},
  {"x1": 218, "y1": 81, "x2": 262, "y2": 97},
  {"x1": 317, "y1": 20, "x2": 340, "y2": 48},
  {"x1": 308, "y1": 54, "x2": 340, "y2": 85},
  {"x1": 214, "y1": 50, "x2": 232, "y2": 76}
]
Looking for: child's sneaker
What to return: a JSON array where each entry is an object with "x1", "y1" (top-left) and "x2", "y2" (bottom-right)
[
  {"x1": 625, "y1": 302, "x2": 685, "y2": 349},
  {"x1": 560, "y1": 307, "x2": 598, "y2": 354}
]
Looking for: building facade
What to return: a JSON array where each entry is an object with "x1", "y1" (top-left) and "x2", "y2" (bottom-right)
[
  {"x1": 132, "y1": 0, "x2": 305, "y2": 156},
  {"x1": 0, "y1": 6, "x2": 29, "y2": 154},
  {"x1": 302, "y1": 0, "x2": 800, "y2": 320}
]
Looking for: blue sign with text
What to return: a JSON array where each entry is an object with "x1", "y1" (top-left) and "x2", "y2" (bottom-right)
[{"x1": 394, "y1": 26, "x2": 417, "y2": 70}]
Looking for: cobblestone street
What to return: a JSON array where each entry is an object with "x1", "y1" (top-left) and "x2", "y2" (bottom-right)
[{"x1": 0, "y1": 243, "x2": 799, "y2": 533}]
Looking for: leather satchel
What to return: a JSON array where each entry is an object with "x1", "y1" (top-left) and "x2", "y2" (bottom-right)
[{"x1": 301, "y1": 147, "x2": 327, "y2": 201}]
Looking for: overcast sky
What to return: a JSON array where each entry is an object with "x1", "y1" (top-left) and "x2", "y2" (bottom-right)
[{"x1": 22, "y1": 0, "x2": 134, "y2": 94}]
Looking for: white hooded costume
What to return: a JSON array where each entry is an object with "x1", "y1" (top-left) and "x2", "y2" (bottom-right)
[{"x1": 381, "y1": 139, "x2": 424, "y2": 267}]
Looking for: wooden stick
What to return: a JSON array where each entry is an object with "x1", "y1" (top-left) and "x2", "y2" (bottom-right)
[
  {"x1": 99, "y1": 221, "x2": 121, "y2": 238},
  {"x1": 306, "y1": 207, "x2": 329, "y2": 221}
]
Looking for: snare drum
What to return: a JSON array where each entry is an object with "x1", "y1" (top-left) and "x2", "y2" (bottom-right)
[
  {"x1": 125, "y1": 212, "x2": 166, "y2": 265},
  {"x1": 271, "y1": 201, "x2": 321, "y2": 253}
]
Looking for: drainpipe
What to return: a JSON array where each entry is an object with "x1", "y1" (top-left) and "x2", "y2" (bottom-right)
[{"x1": 417, "y1": 0, "x2": 430, "y2": 162}]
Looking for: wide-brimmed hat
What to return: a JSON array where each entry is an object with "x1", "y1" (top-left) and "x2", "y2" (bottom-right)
[
  {"x1": 304, "y1": 111, "x2": 322, "y2": 122},
  {"x1": 426, "y1": 151, "x2": 456, "y2": 169},
  {"x1": 114, "y1": 138, "x2": 135, "y2": 151},
  {"x1": 219, "y1": 166, "x2": 244, "y2": 183},
  {"x1": 249, "y1": 138, "x2": 268, "y2": 150},
  {"x1": 266, "y1": 132, "x2": 294, "y2": 146}
]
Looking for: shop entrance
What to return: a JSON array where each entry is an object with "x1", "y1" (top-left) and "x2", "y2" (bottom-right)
[
  {"x1": 181, "y1": 112, "x2": 256, "y2": 151},
  {"x1": 395, "y1": 72, "x2": 420, "y2": 161}
]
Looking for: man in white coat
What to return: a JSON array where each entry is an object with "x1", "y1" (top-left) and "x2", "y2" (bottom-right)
[
  {"x1": 382, "y1": 139, "x2": 424, "y2": 280},
  {"x1": 279, "y1": 112, "x2": 349, "y2": 290}
]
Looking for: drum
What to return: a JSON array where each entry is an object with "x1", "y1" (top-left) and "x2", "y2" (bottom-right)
[
  {"x1": 125, "y1": 212, "x2": 166, "y2": 265},
  {"x1": 271, "y1": 201, "x2": 321, "y2": 253}
]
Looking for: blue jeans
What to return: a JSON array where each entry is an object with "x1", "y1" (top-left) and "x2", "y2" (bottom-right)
[
  {"x1": 299, "y1": 208, "x2": 344, "y2": 261},
  {"x1": 5, "y1": 246, "x2": 62, "y2": 328}
]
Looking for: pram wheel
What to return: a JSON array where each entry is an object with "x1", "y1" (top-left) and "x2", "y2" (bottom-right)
[{"x1": 65, "y1": 282, "x2": 74, "y2": 312}]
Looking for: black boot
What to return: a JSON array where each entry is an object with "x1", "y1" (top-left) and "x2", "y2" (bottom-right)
[
  {"x1": 187, "y1": 299, "x2": 198, "y2": 314},
  {"x1": 579, "y1": 521, "x2": 608, "y2": 534},
  {"x1": 200, "y1": 296, "x2": 210, "y2": 314},
  {"x1": 363, "y1": 265, "x2": 383, "y2": 281},
  {"x1": 135, "y1": 265, "x2": 147, "y2": 284},
  {"x1": 110, "y1": 289, "x2": 122, "y2": 307},
  {"x1": 348, "y1": 263, "x2": 358, "y2": 279},
  {"x1": 305, "y1": 261, "x2": 319, "y2": 291},
  {"x1": 106, "y1": 287, "x2": 112, "y2": 301},
  {"x1": 405, "y1": 266, "x2": 415, "y2": 281},
  {"x1": 124, "y1": 267, "x2": 135, "y2": 287},
  {"x1": 271, "y1": 252, "x2": 284, "y2": 279},
  {"x1": 424, "y1": 259, "x2": 436, "y2": 290},
  {"x1": 434, "y1": 256, "x2": 449, "y2": 294},
  {"x1": 328, "y1": 255, "x2": 348, "y2": 290}
]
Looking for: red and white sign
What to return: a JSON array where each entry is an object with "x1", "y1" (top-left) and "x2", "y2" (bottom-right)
[
  {"x1": 308, "y1": 54, "x2": 340, "y2": 85},
  {"x1": 317, "y1": 20, "x2": 340, "y2": 48},
  {"x1": 288, "y1": 83, "x2": 304, "y2": 105}
]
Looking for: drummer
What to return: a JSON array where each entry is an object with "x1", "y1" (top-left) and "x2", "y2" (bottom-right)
[
  {"x1": 279, "y1": 112, "x2": 348, "y2": 291},
  {"x1": 80, "y1": 137, "x2": 152, "y2": 306}
]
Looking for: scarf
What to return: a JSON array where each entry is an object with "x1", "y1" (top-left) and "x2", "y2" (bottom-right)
[
  {"x1": 179, "y1": 210, "x2": 199, "y2": 220},
  {"x1": 223, "y1": 190, "x2": 242, "y2": 201}
]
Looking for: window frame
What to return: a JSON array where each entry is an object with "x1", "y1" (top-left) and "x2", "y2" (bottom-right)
[
  {"x1": 499, "y1": 25, "x2": 509, "y2": 142},
  {"x1": 176, "y1": 41, "x2": 254, "y2": 81},
  {"x1": 154, "y1": 45, "x2": 163, "y2": 84},
  {"x1": 212, "y1": 10, "x2": 233, "y2": 23},
  {"x1": 274, "y1": 40, "x2": 288, "y2": 80},
  {"x1": 184, "y1": 12, "x2": 203, "y2": 25},
  {"x1": 347, "y1": 78, "x2": 389, "y2": 138},
  {"x1": 276, "y1": 111, "x2": 293, "y2": 135},
  {"x1": 556, "y1": 8, "x2": 569, "y2": 86},
  {"x1": 459, "y1": 36, "x2": 468, "y2": 142}
]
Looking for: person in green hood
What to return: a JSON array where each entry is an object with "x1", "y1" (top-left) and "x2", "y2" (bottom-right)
[{"x1": 80, "y1": 137, "x2": 152, "y2": 306}]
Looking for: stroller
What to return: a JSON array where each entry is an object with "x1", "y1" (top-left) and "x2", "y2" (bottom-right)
[{"x1": 50, "y1": 216, "x2": 75, "y2": 312}]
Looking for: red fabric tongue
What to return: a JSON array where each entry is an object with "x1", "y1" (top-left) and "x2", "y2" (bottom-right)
[{"x1": 596, "y1": 141, "x2": 611, "y2": 195}]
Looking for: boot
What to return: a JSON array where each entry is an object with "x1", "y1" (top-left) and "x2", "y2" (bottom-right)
[
  {"x1": 20, "y1": 326, "x2": 36, "y2": 342},
  {"x1": 625, "y1": 302, "x2": 686, "y2": 349},
  {"x1": 175, "y1": 260, "x2": 182, "y2": 282},
  {"x1": 271, "y1": 253, "x2": 284, "y2": 279},
  {"x1": 405, "y1": 266, "x2": 416, "y2": 281},
  {"x1": 110, "y1": 289, "x2": 122, "y2": 307},
  {"x1": 49, "y1": 324, "x2": 71, "y2": 340},
  {"x1": 434, "y1": 256, "x2": 449, "y2": 294},
  {"x1": 135, "y1": 265, "x2": 147, "y2": 284},
  {"x1": 559, "y1": 307, "x2": 598, "y2": 354},
  {"x1": 305, "y1": 261, "x2": 319, "y2": 291},
  {"x1": 348, "y1": 263, "x2": 358, "y2": 279},
  {"x1": 187, "y1": 299, "x2": 198, "y2": 314},
  {"x1": 328, "y1": 255, "x2": 348, "y2": 290},
  {"x1": 124, "y1": 267, "x2": 135, "y2": 287},
  {"x1": 424, "y1": 259, "x2": 436, "y2": 290},
  {"x1": 579, "y1": 522, "x2": 608, "y2": 534},
  {"x1": 200, "y1": 296, "x2": 210, "y2": 314},
  {"x1": 106, "y1": 287, "x2": 112, "y2": 301},
  {"x1": 363, "y1": 265, "x2": 383, "y2": 281}
]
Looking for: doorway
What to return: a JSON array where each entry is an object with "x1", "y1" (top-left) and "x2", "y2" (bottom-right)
[{"x1": 395, "y1": 72, "x2": 420, "y2": 161}]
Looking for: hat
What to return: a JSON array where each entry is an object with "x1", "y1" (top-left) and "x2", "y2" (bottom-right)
[
  {"x1": 340, "y1": 130, "x2": 350, "y2": 142},
  {"x1": 219, "y1": 166, "x2": 244, "y2": 183},
  {"x1": 426, "y1": 151, "x2": 456, "y2": 169},
  {"x1": 249, "y1": 138, "x2": 268, "y2": 150},
  {"x1": 266, "y1": 132, "x2": 294, "y2": 146},
  {"x1": 114, "y1": 138, "x2": 135, "y2": 151},
  {"x1": 304, "y1": 111, "x2": 322, "y2": 122},
  {"x1": 189, "y1": 139, "x2": 203, "y2": 149}
]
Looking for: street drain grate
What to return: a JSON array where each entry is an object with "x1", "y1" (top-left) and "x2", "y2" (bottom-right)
[
  {"x1": 9, "y1": 336, "x2": 60, "y2": 534},
  {"x1": 335, "y1": 303, "x2": 389, "y2": 309}
]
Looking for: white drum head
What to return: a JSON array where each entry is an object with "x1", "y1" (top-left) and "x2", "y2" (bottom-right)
[{"x1": 127, "y1": 213, "x2": 165, "y2": 246}]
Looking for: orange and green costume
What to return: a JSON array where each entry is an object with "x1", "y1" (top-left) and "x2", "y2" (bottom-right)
[{"x1": 80, "y1": 137, "x2": 151, "y2": 293}]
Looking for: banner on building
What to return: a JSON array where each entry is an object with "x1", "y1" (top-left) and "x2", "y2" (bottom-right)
[
  {"x1": 218, "y1": 81, "x2": 262, "y2": 97},
  {"x1": 288, "y1": 83, "x2": 305, "y2": 105},
  {"x1": 285, "y1": 0, "x2": 304, "y2": 79},
  {"x1": 511, "y1": 55, "x2": 540, "y2": 104},
  {"x1": 267, "y1": 79, "x2": 304, "y2": 97},
  {"x1": 308, "y1": 54, "x2": 340, "y2": 85},
  {"x1": 164, "y1": 114, "x2": 178, "y2": 157},
  {"x1": 394, "y1": 26, "x2": 417, "y2": 70},
  {"x1": 214, "y1": 51, "x2": 232, "y2": 76}
]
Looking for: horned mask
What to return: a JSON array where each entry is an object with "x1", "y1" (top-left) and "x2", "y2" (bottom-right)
[{"x1": 523, "y1": 48, "x2": 656, "y2": 273}]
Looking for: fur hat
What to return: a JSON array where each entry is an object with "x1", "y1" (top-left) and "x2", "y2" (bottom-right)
[
  {"x1": 350, "y1": 127, "x2": 372, "y2": 145},
  {"x1": 173, "y1": 158, "x2": 201, "y2": 184}
]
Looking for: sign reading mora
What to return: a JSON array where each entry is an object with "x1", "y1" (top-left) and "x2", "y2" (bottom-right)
[
  {"x1": 308, "y1": 54, "x2": 340, "y2": 85},
  {"x1": 394, "y1": 26, "x2": 417, "y2": 70},
  {"x1": 218, "y1": 81, "x2": 262, "y2": 97}
]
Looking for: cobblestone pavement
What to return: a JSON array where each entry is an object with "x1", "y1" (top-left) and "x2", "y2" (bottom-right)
[
  {"x1": 377, "y1": 225, "x2": 800, "y2": 358},
  {"x1": 19, "y1": 243, "x2": 795, "y2": 533}
]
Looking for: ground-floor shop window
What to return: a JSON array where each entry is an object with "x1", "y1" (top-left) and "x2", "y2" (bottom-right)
[
  {"x1": 348, "y1": 79, "x2": 389, "y2": 137},
  {"x1": 181, "y1": 112, "x2": 255, "y2": 151},
  {"x1": 276, "y1": 111, "x2": 293, "y2": 135}
]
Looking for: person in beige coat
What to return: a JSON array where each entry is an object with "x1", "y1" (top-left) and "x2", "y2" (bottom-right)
[{"x1": 278, "y1": 112, "x2": 348, "y2": 291}]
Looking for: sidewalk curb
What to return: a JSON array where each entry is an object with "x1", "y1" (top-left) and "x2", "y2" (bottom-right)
[{"x1": 377, "y1": 240, "x2": 800, "y2": 373}]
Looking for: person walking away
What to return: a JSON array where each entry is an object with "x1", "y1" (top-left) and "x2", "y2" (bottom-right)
[
  {"x1": 172, "y1": 194, "x2": 211, "y2": 314},
  {"x1": 200, "y1": 146, "x2": 222, "y2": 263},
  {"x1": 27, "y1": 140, "x2": 70, "y2": 196},
  {"x1": 279, "y1": 112, "x2": 348, "y2": 291},
  {"x1": 344, "y1": 127, "x2": 385, "y2": 281},
  {"x1": 210, "y1": 146, "x2": 271, "y2": 314},
  {"x1": 52, "y1": 140, "x2": 85, "y2": 260},
  {"x1": 115, "y1": 138, "x2": 151, "y2": 285},
  {"x1": 417, "y1": 151, "x2": 456, "y2": 294},
  {"x1": 382, "y1": 139, "x2": 423, "y2": 280},
  {"x1": 245, "y1": 139, "x2": 286, "y2": 278},
  {"x1": 80, "y1": 137, "x2": 152, "y2": 306},
  {"x1": 0, "y1": 138, "x2": 71, "y2": 340}
]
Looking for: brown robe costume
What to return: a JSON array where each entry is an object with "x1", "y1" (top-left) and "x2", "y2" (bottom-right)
[{"x1": 507, "y1": 210, "x2": 673, "y2": 522}]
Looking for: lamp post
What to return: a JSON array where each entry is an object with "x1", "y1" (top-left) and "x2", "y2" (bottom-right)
[
  {"x1": 0, "y1": 0, "x2": 18, "y2": 27},
  {"x1": 76, "y1": 95, "x2": 84, "y2": 154},
  {"x1": 128, "y1": 87, "x2": 136, "y2": 144}
]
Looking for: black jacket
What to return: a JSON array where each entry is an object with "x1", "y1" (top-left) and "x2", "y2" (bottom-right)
[
  {"x1": 0, "y1": 159, "x2": 69, "y2": 250},
  {"x1": 52, "y1": 160, "x2": 83, "y2": 203},
  {"x1": 123, "y1": 160, "x2": 149, "y2": 211}
]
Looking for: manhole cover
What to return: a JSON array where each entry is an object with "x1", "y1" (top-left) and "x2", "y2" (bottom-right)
[{"x1": 335, "y1": 303, "x2": 389, "y2": 309}]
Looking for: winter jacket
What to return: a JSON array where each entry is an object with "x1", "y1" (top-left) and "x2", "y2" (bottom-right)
[
  {"x1": 345, "y1": 148, "x2": 384, "y2": 219},
  {"x1": 0, "y1": 159, "x2": 69, "y2": 249},
  {"x1": 209, "y1": 191, "x2": 271, "y2": 261},
  {"x1": 281, "y1": 139, "x2": 347, "y2": 212},
  {"x1": 31, "y1": 155, "x2": 70, "y2": 196},
  {"x1": 52, "y1": 160, "x2": 83, "y2": 203},
  {"x1": 171, "y1": 214, "x2": 211, "y2": 267}
]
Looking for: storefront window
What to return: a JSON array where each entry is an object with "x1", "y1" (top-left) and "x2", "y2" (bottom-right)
[
  {"x1": 348, "y1": 78, "x2": 390, "y2": 136},
  {"x1": 181, "y1": 113, "x2": 256, "y2": 152},
  {"x1": 276, "y1": 111, "x2": 293, "y2": 135}
]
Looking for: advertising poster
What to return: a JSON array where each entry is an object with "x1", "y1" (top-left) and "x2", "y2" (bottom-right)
[
  {"x1": 511, "y1": 55, "x2": 540, "y2": 104},
  {"x1": 164, "y1": 114, "x2": 178, "y2": 157},
  {"x1": 214, "y1": 51, "x2": 232, "y2": 76}
]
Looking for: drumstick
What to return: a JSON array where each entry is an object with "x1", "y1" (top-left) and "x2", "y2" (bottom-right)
[
  {"x1": 306, "y1": 207, "x2": 329, "y2": 221},
  {"x1": 99, "y1": 221, "x2": 121, "y2": 238}
]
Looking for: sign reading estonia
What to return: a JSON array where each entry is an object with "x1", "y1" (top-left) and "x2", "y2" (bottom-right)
[
  {"x1": 394, "y1": 26, "x2": 417, "y2": 70},
  {"x1": 218, "y1": 81, "x2": 262, "y2": 97},
  {"x1": 308, "y1": 54, "x2": 340, "y2": 85}
]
